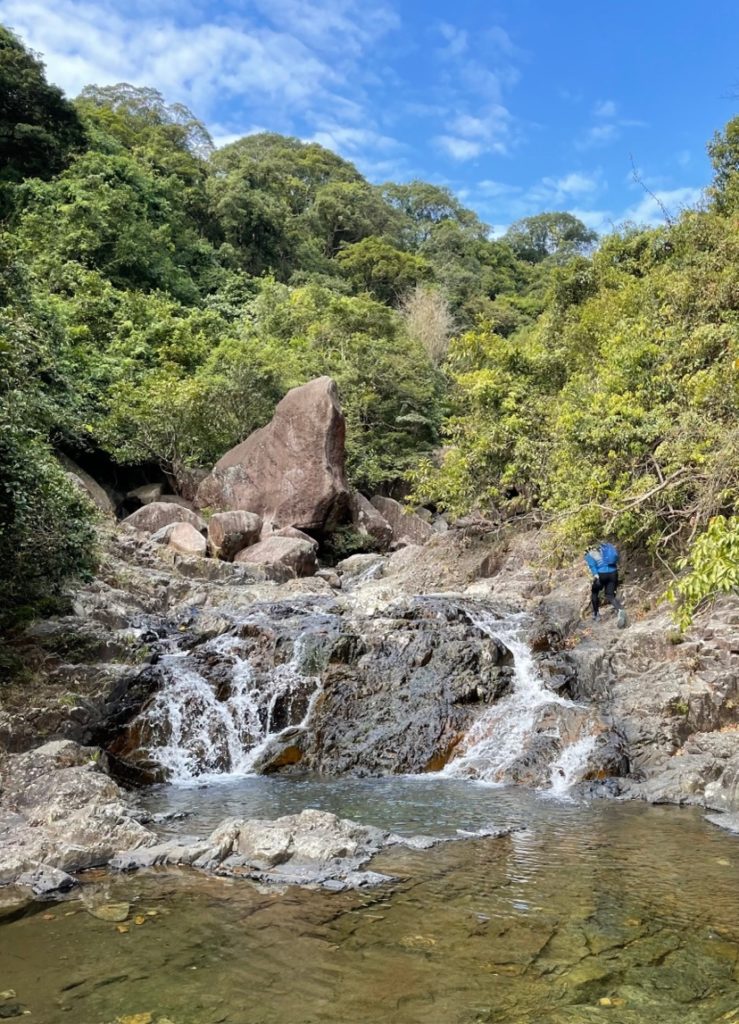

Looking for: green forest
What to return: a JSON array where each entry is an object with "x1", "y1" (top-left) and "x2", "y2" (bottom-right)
[{"x1": 1, "y1": 24, "x2": 737, "y2": 628}]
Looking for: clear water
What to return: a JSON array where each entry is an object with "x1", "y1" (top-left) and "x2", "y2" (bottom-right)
[{"x1": 2, "y1": 776, "x2": 738, "y2": 1024}]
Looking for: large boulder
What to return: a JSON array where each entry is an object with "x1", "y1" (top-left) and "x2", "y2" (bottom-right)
[
  {"x1": 122, "y1": 501, "x2": 206, "y2": 535},
  {"x1": 152, "y1": 521, "x2": 207, "y2": 557},
  {"x1": 352, "y1": 491, "x2": 392, "y2": 549},
  {"x1": 208, "y1": 510, "x2": 263, "y2": 560},
  {"x1": 370, "y1": 495, "x2": 433, "y2": 547},
  {"x1": 196, "y1": 377, "x2": 350, "y2": 532},
  {"x1": 234, "y1": 536, "x2": 317, "y2": 580}
]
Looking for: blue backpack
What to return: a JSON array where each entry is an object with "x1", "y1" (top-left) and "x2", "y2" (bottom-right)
[{"x1": 600, "y1": 542, "x2": 619, "y2": 568}]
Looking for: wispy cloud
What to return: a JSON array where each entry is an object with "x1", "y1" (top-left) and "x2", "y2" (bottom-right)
[
  {"x1": 437, "y1": 21, "x2": 468, "y2": 58},
  {"x1": 0, "y1": 0, "x2": 403, "y2": 163},
  {"x1": 428, "y1": 19, "x2": 524, "y2": 162},
  {"x1": 594, "y1": 99, "x2": 617, "y2": 119},
  {"x1": 577, "y1": 98, "x2": 647, "y2": 150},
  {"x1": 622, "y1": 186, "x2": 703, "y2": 224}
]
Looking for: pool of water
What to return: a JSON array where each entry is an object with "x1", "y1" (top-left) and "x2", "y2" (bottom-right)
[{"x1": 1, "y1": 777, "x2": 738, "y2": 1024}]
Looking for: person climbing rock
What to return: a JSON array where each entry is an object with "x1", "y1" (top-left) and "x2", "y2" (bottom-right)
[{"x1": 584, "y1": 541, "x2": 628, "y2": 628}]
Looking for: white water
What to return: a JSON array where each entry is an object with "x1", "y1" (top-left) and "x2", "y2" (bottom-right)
[
  {"x1": 142, "y1": 633, "x2": 321, "y2": 783},
  {"x1": 443, "y1": 609, "x2": 596, "y2": 790},
  {"x1": 140, "y1": 603, "x2": 598, "y2": 792}
]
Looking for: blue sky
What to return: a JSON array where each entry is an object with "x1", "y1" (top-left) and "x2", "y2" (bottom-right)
[{"x1": 3, "y1": 0, "x2": 737, "y2": 233}]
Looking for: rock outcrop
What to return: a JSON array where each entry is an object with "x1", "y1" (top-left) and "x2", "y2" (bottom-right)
[
  {"x1": 196, "y1": 377, "x2": 350, "y2": 532},
  {"x1": 151, "y1": 521, "x2": 207, "y2": 557},
  {"x1": 0, "y1": 741, "x2": 155, "y2": 887},
  {"x1": 58, "y1": 454, "x2": 116, "y2": 516},
  {"x1": 123, "y1": 501, "x2": 206, "y2": 535},
  {"x1": 352, "y1": 492, "x2": 393, "y2": 549},
  {"x1": 370, "y1": 495, "x2": 433, "y2": 547}
]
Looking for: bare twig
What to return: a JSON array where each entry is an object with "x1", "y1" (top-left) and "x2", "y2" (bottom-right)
[{"x1": 630, "y1": 153, "x2": 674, "y2": 225}]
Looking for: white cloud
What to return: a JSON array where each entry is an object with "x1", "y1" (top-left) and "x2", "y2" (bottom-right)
[
  {"x1": 438, "y1": 22, "x2": 468, "y2": 58},
  {"x1": 477, "y1": 179, "x2": 522, "y2": 197},
  {"x1": 578, "y1": 100, "x2": 647, "y2": 151},
  {"x1": 434, "y1": 103, "x2": 515, "y2": 161},
  {"x1": 436, "y1": 136, "x2": 485, "y2": 160},
  {"x1": 594, "y1": 99, "x2": 617, "y2": 118},
  {"x1": 310, "y1": 123, "x2": 401, "y2": 156}
]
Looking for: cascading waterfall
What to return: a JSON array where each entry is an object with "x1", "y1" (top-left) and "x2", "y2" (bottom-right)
[
  {"x1": 443, "y1": 608, "x2": 597, "y2": 790},
  {"x1": 141, "y1": 631, "x2": 322, "y2": 783}
]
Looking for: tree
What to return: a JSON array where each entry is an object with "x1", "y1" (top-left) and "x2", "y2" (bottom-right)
[
  {"x1": 0, "y1": 26, "x2": 85, "y2": 187},
  {"x1": 0, "y1": 239, "x2": 97, "y2": 625},
  {"x1": 381, "y1": 180, "x2": 487, "y2": 247},
  {"x1": 504, "y1": 212, "x2": 597, "y2": 263},
  {"x1": 708, "y1": 115, "x2": 739, "y2": 210},
  {"x1": 336, "y1": 236, "x2": 432, "y2": 303}
]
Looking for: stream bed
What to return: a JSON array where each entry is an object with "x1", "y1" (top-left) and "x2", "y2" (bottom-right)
[{"x1": 1, "y1": 777, "x2": 738, "y2": 1024}]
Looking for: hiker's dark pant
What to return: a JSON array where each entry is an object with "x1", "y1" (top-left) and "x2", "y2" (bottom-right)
[{"x1": 592, "y1": 571, "x2": 623, "y2": 615}]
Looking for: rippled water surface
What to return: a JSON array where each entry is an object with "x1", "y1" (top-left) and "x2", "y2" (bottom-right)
[{"x1": 2, "y1": 777, "x2": 738, "y2": 1024}]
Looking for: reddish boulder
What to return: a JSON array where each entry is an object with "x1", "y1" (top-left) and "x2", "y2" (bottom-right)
[
  {"x1": 154, "y1": 522, "x2": 207, "y2": 557},
  {"x1": 208, "y1": 510, "x2": 263, "y2": 561},
  {"x1": 196, "y1": 377, "x2": 350, "y2": 532},
  {"x1": 234, "y1": 536, "x2": 317, "y2": 580},
  {"x1": 351, "y1": 491, "x2": 392, "y2": 549},
  {"x1": 122, "y1": 502, "x2": 206, "y2": 535},
  {"x1": 370, "y1": 496, "x2": 433, "y2": 547}
]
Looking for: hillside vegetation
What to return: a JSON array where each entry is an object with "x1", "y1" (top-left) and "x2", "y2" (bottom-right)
[{"x1": 0, "y1": 24, "x2": 736, "y2": 627}]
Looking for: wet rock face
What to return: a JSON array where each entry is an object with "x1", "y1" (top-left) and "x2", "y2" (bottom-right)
[
  {"x1": 196, "y1": 377, "x2": 351, "y2": 533},
  {"x1": 299, "y1": 599, "x2": 515, "y2": 776},
  {"x1": 108, "y1": 596, "x2": 518, "y2": 782}
]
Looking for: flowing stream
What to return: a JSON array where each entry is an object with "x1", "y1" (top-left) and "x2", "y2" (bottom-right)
[{"x1": 3, "y1": 603, "x2": 738, "y2": 1022}]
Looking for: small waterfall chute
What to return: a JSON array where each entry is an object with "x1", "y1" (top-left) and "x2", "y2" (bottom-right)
[
  {"x1": 135, "y1": 620, "x2": 328, "y2": 783},
  {"x1": 443, "y1": 607, "x2": 600, "y2": 792}
]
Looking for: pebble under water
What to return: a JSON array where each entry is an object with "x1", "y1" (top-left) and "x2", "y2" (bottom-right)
[{"x1": 1, "y1": 777, "x2": 738, "y2": 1024}]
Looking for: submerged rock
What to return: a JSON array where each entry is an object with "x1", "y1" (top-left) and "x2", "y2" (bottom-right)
[{"x1": 111, "y1": 808, "x2": 516, "y2": 890}]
